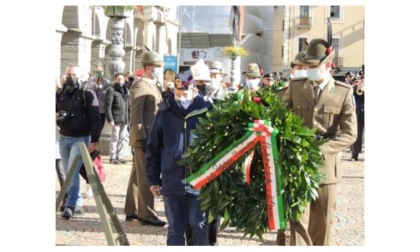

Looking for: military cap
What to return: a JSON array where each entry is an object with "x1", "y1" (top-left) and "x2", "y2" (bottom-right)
[
  {"x1": 209, "y1": 60, "x2": 225, "y2": 74},
  {"x1": 290, "y1": 51, "x2": 307, "y2": 68},
  {"x1": 191, "y1": 59, "x2": 211, "y2": 81},
  {"x1": 345, "y1": 71, "x2": 355, "y2": 77},
  {"x1": 175, "y1": 70, "x2": 195, "y2": 90},
  {"x1": 141, "y1": 51, "x2": 164, "y2": 67},
  {"x1": 304, "y1": 38, "x2": 335, "y2": 66},
  {"x1": 244, "y1": 63, "x2": 262, "y2": 78}
]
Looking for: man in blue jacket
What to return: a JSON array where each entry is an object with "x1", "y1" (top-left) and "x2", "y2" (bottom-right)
[{"x1": 146, "y1": 72, "x2": 212, "y2": 245}]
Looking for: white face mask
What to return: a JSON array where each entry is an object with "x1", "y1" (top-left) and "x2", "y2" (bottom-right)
[
  {"x1": 176, "y1": 93, "x2": 193, "y2": 109},
  {"x1": 307, "y1": 67, "x2": 325, "y2": 82},
  {"x1": 246, "y1": 79, "x2": 260, "y2": 90},
  {"x1": 291, "y1": 70, "x2": 307, "y2": 79},
  {"x1": 151, "y1": 66, "x2": 160, "y2": 80},
  {"x1": 209, "y1": 78, "x2": 221, "y2": 92}
]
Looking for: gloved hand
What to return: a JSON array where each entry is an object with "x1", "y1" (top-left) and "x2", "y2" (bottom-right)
[{"x1": 140, "y1": 139, "x2": 148, "y2": 152}]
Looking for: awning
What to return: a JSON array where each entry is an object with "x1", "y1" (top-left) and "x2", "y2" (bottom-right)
[{"x1": 179, "y1": 33, "x2": 233, "y2": 48}]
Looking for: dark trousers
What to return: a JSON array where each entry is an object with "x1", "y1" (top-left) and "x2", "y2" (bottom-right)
[
  {"x1": 100, "y1": 113, "x2": 106, "y2": 133},
  {"x1": 187, "y1": 215, "x2": 220, "y2": 245},
  {"x1": 352, "y1": 110, "x2": 364, "y2": 159},
  {"x1": 208, "y1": 217, "x2": 220, "y2": 245},
  {"x1": 164, "y1": 194, "x2": 209, "y2": 246}
]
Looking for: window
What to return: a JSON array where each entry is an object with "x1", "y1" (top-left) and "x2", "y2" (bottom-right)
[
  {"x1": 299, "y1": 6, "x2": 310, "y2": 17},
  {"x1": 299, "y1": 6, "x2": 310, "y2": 26},
  {"x1": 330, "y1": 6, "x2": 341, "y2": 19},
  {"x1": 298, "y1": 38, "x2": 308, "y2": 52}
]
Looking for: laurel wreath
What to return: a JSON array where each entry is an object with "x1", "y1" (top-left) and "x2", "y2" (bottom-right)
[{"x1": 181, "y1": 89, "x2": 325, "y2": 239}]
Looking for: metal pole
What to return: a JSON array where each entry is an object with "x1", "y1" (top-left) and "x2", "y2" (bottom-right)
[
  {"x1": 177, "y1": 6, "x2": 182, "y2": 72},
  {"x1": 230, "y1": 56, "x2": 236, "y2": 86}
]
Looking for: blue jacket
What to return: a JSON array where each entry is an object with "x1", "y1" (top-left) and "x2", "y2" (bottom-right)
[{"x1": 146, "y1": 93, "x2": 212, "y2": 195}]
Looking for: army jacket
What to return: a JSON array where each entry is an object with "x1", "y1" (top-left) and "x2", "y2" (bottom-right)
[
  {"x1": 282, "y1": 77, "x2": 357, "y2": 184},
  {"x1": 129, "y1": 76, "x2": 163, "y2": 147}
]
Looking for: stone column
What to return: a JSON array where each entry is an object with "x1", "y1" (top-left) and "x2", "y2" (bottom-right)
[
  {"x1": 123, "y1": 46, "x2": 135, "y2": 73},
  {"x1": 100, "y1": 7, "x2": 132, "y2": 157},
  {"x1": 60, "y1": 29, "x2": 94, "y2": 76},
  {"x1": 108, "y1": 17, "x2": 126, "y2": 79}
]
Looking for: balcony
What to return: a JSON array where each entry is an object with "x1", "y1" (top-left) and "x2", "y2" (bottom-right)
[{"x1": 296, "y1": 16, "x2": 312, "y2": 28}]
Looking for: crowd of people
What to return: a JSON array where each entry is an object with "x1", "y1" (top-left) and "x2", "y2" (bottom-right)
[{"x1": 55, "y1": 36, "x2": 364, "y2": 246}]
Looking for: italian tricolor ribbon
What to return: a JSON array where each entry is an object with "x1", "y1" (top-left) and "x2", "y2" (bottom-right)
[{"x1": 186, "y1": 120, "x2": 286, "y2": 230}]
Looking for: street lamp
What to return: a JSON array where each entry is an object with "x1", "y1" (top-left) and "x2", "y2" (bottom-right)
[{"x1": 223, "y1": 46, "x2": 248, "y2": 88}]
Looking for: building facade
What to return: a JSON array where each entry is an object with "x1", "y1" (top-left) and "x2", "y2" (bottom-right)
[
  {"x1": 55, "y1": 5, "x2": 179, "y2": 82},
  {"x1": 273, "y1": 5, "x2": 365, "y2": 76},
  {"x1": 55, "y1": 5, "x2": 179, "y2": 155}
]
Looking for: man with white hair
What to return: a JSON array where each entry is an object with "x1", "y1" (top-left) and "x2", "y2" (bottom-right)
[{"x1": 190, "y1": 59, "x2": 212, "y2": 97}]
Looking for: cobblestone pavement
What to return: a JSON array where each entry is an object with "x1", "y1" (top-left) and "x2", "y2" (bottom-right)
[{"x1": 56, "y1": 150, "x2": 364, "y2": 246}]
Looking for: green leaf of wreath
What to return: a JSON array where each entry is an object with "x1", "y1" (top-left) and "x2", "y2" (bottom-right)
[{"x1": 184, "y1": 88, "x2": 326, "y2": 239}]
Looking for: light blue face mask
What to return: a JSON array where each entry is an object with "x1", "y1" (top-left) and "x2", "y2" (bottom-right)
[
  {"x1": 176, "y1": 96, "x2": 192, "y2": 110},
  {"x1": 292, "y1": 70, "x2": 307, "y2": 79},
  {"x1": 307, "y1": 68, "x2": 323, "y2": 81}
]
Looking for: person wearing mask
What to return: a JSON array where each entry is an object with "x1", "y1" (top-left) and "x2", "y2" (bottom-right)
[
  {"x1": 105, "y1": 72, "x2": 130, "y2": 164},
  {"x1": 276, "y1": 51, "x2": 308, "y2": 99},
  {"x1": 123, "y1": 51, "x2": 167, "y2": 227},
  {"x1": 56, "y1": 64, "x2": 102, "y2": 220},
  {"x1": 190, "y1": 59, "x2": 211, "y2": 97},
  {"x1": 146, "y1": 73, "x2": 212, "y2": 245},
  {"x1": 350, "y1": 70, "x2": 365, "y2": 161},
  {"x1": 85, "y1": 65, "x2": 111, "y2": 132},
  {"x1": 290, "y1": 51, "x2": 308, "y2": 79},
  {"x1": 282, "y1": 38, "x2": 357, "y2": 246},
  {"x1": 243, "y1": 63, "x2": 262, "y2": 93},
  {"x1": 188, "y1": 59, "x2": 228, "y2": 246},
  {"x1": 207, "y1": 60, "x2": 234, "y2": 103}
]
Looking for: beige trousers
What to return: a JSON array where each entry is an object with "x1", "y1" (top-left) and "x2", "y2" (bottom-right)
[
  {"x1": 124, "y1": 147, "x2": 158, "y2": 218},
  {"x1": 289, "y1": 184, "x2": 337, "y2": 246}
]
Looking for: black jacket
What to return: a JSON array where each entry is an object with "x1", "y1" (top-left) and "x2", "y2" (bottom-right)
[
  {"x1": 105, "y1": 83, "x2": 130, "y2": 125},
  {"x1": 56, "y1": 84, "x2": 102, "y2": 143}
]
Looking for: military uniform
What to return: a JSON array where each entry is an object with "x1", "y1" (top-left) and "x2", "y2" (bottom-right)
[
  {"x1": 275, "y1": 86, "x2": 288, "y2": 99},
  {"x1": 124, "y1": 51, "x2": 166, "y2": 226},
  {"x1": 282, "y1": 39, "x2": 357, "y2": 246},
  {"x1": 207, "y1": 60, "x2": 236, "y2": 103}
]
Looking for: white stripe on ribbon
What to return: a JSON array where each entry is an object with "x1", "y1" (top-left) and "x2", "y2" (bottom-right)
[{"x1": 189, "y1": 132, "x2": 258, "y2": 188}]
